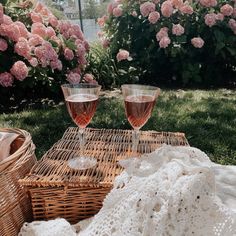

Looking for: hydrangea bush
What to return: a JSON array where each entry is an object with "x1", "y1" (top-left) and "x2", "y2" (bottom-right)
[
  {"x1": 0, "y1": 0, "x2": 96, "y2": 102},
  {"x1": 98, "y1": 0, "x2": 236, "y2": 86}
]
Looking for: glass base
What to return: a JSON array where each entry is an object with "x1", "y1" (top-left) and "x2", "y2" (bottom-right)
[{"x1": 68, "y1": 156, "x2": 97, "y2": 170}]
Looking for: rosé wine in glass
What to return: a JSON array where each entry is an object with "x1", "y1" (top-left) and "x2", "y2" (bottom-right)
[
  {"x1": 122, "y1": 84, "x2": 160, "y2": 157},
  {"x1": 124, "y1": 95, "x2": 156, "y2": 130},
  {"x1": 66, "y1": 94, "x2": 98, "y2": 129},
  {"x1": 61, "y1": 84, "x2": 101, "y2": 170}
]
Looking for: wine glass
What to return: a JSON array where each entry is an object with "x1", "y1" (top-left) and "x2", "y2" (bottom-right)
[
  {"x1": 61, "y1": 83, "x2": 101, "y2": 170},
  {"x1": 121, "y1": 84, "x2": 160, "y2": 157}
]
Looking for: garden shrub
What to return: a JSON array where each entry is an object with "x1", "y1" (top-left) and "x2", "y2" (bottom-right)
[
  {"x1": 0, "y1": 0, "x2": 96, "y2": 108},
  {"x1": 86, "y1": 42, "x2": 140, "y2": 88},
  {"x1": 98, "y1": 0, "x2": 236, "y2": 87}
]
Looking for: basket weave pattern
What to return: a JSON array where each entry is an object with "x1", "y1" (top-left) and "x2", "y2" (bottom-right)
[
  {"x1": 21, "y1": 127, "x2": 189, "y2": 223},
  {"x1": 0, "y1": 128, "x2": 37, "y2": 236}
]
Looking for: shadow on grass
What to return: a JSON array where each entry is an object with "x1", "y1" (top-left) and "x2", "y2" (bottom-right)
[{"x1": 149, "y1": 95, "x2": 236, "y2": 165}]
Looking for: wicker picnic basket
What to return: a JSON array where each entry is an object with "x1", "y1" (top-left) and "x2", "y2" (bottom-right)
[
  {"x1": 0, "y1": 128, "x2": 37, "y2": 236},
  {"x1": 20, "y1": 127, "x2": 189, "y2": 224}
]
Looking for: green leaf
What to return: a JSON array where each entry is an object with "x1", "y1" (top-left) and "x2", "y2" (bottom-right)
[
  {"x1": 214, "y1": 30, "x2": 225, "y2": 43},
  {"x1": 215, "y1": 42, "x2": 225, "y2": 55},
  {"x1": 118, "y1": 69, "x2": 127, "y2": 75},
  {"x1": 175, "y1": 35, "x2": 187, "y2": 44},
  {"x1": 49, "y1": 39, "x2": 59, "y2": 48},
  {"x1": 64, "y1": 39, "x2": 77, "y2": 51},
  {"x1": 226, "y1": 47, "x2": 236, "y2": 56},
  {"x1": 1, "y1": 0, "x2": 8, "y2": 5}
]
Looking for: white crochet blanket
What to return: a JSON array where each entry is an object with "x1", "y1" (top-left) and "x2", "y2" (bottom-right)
[{"x1": 19, "y1": 145, "x2": 236, "y2": 236}]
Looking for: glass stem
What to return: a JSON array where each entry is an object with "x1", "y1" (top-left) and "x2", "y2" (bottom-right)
[
  {"x1": 79, "y1": 128, "x2": 85, "y2": 157},
  {"x1": 132, "y1": 128, "x2": 140, "y2": 157}
]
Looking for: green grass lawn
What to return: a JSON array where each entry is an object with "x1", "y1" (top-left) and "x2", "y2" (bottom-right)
[{"x1": 0, "y1": 89, "x2": 235, "y2": 165}]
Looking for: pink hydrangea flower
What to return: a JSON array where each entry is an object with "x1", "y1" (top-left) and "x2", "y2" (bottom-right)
[
  {"x1": 50, "y1": 60, "x2": 62, "y2": 70},
  {"x1": 40, "y1": 7, "x2": 51, "y2": 17},
  {"x1": 148, "y1": 11, "x2": 160, "y2": 24},
  {"x1": 10, "y1": 61, "x2": 29, "y2": 81},
  {"x1": 14, "y1": 37, "x2": 31, "y2": 60},
  {"x1": 0, "y1": 38, "x2": 8, "y2": 51},
  {"x1": 229, "y1": 19, "x2": 236, "y2": 34},
  {"x1": 0, "y1": 23, "x2": 21, "y2": 42},
  {"x1": 0, "y1": 72, "x2": 14, "y2": 87},
  {"x1": 31, "y1": 23, "x2": 47, "y2": 38},
  {"x1": 140, "y1": 2, "x2": 156, "y2": 17},
  {"x1": 97, "y1": 15, "x2": 108, "y2": 27},
  {"x1": 232, "y1": 8, "x2": 236, "y2": 18},
  {"x1": 67, "y1": 72, "x2": 81, "y2": 84},
  {"x1": 78, "y1": 55, "x2": 87, "y2": 65},
  {"x1": 113, "y1": 7, "x2": 123, "y2": 17},
  {"x1": 161, "y1": 1, "x2": 174, "y2": 18},
  {"x1": 153, "y1": 0, "x2": 160, "y2": 4},
  {"x1": 204, "y1": 13, "x2": 216, "y2": 27},
  {"x1": 62, "y1": 31, "x2": 70, "y2": 39},
  {"x1": 180, "y1": 4, "x2": 193, "y2": 15},
  {"x1": 220, "y1": 4, "x2": 233, "y2": 16},
  {"x1": 199, "y1": 0, "x2": 217, "y2": 7},
  {"x1": 3, "y1": 15, "x2": 13, "y2": 25},
  {"x1": 83, "y1": 41, "x2": 90, "y2": 52},
  {"x1": 30, "y1": 11, "x2": 43, "y2": 23},
  {"x1": 34, "y1": 46, "x2": 46, "y2": 66},
  {"x1": 83, "y1": 73, "x2": 94, "y2": 82},
  {"x1": 171, "y1": 0, "x2": 183, "y2": 9},
  {"x1": 116, "y1": 49, "x2": 129, "y2": 62},
  {"x1": 46, "y1": 27, "x2": 56, "y2": 38},
  {"x1": 64, "y1": 48, "x2": 74, "y2": 61},
  {"x1": 107, "y1": 3, "x2": 114, "y2": 15},
  {"x1": 159, "y1": 36, "x2": 171, "y2": 48},
  {"x1": 156, "y1": 27, "x2": 168, "y2": 41},
  {"x1": 172, "y1": 24, "x2": 185, "y2": 36},
  {"x1": 131, "y1": 11, "x2": 138, "y2": 17},
  {"x1": 29, "y1": 58, "x2": 38, "y2": 67},
  {"x1": 50, "y1": 35, "x2": 61, "y2": 46},
  {"x1": 215, "y1": 13, "x2": 224, "y2": 21},
  {"x1": 34, "y1": 2, "x2": 44, "y2": 13},
  {"x1": 34, "y1": 41, "x2": 58, "y2": 67},
  {"x1": 70, "y1": 24, "x2": 85, "y2": 40},
  {"x1": 83, "y1": 74, "x2": 98, "y2": 84},
  {"x1": 49, "y1": 16, "x2": 59, "y2": 28},
  {"x1": 58, "y1": 21, "x2": 71, "y2": 34},
  {"x1": 191, "y1": 37, "x2": 204, "y2": 48},
  {"x1": 97, "y1": 17, "x2": 104, "y2": 27},
  {"x1": 102, "y1": 39, "x2": 110, "y2": 48},
  {"x1": 28, "y1": 34, "x2": 44, "y2": 46},
  {"x1": 76, "y1": 43, "x2": 86, "y2": 56},
  {"x1": 43, "y1": 41, "x2": 58, "y2": 60},
  {"x1": 14, "y1": 21, "x2": 29, "y2": 39},
  {"x1": 72, "y1": 66, "x2": 81, "y2": 75}
]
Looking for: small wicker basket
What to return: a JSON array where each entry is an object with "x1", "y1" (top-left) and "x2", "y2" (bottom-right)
[
  {"x1": 20, "y1": 127, "x2": 189, "y2": 224},
  {"x1": 0, "y1": 128, "x2": 37, "y2": 236}
]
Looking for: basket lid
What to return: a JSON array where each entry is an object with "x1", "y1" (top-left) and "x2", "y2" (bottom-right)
[{"x1": 20, "y1": 128, "x2": 189, "y2": 188}]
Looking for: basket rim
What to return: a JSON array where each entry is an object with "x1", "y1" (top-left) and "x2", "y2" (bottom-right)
[{"x1": 0, "y1": 128, "x2": 35, "y2": 173}]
